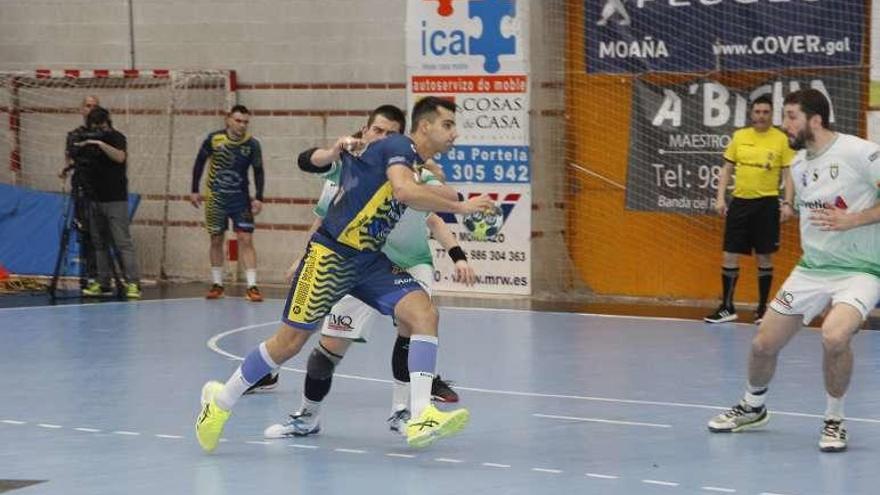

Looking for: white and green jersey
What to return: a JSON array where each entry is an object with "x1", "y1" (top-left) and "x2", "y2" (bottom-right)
[
  {"x1": 790, "y1": 133, "x2": 880, "y2": 277},
  {"x1": 313, "y1": 162, "x2": 440, "y2": 269}
]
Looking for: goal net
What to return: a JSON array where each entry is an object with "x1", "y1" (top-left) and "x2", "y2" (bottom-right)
[
  {"x1": 0, "y1": 69, "x2": 234, "y2": 282},
  {"x1": 540, "y1": 0, "x2": 869, "y2": 305}
]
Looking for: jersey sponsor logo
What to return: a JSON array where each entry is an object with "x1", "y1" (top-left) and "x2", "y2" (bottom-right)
[
  {"x1": 774, "y1": 290, "x2": 795, "y2": 310},
  {"x1": 869, "y1": 150, "x2": 880, "y2": 162},
  {"x1": 326, "y1": 313, "x2": 355, "y2": 331},
  {"x1": 829, "y1": 164, "x2": 839, "y2": 179}
]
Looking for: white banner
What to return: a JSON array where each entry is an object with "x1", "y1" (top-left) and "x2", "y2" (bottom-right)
[
  {"x1": 407, "y1": 0, "x2": 531, "y2": 295},
  {"x1": 429, "y1": 184, "x2": 531, "y2": 295}
]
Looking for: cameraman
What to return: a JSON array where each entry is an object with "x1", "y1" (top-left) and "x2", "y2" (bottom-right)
[
  {"x1": 61, "y1": 95, "x2": 100, "y2": 288},
  {"x1": 72, "y1": 106, "x2": 142, "y2": 299}
]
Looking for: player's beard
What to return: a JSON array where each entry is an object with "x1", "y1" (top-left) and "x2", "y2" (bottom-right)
[{"x1": 788, "y1": 126, "x2": 813, "y2": 151}]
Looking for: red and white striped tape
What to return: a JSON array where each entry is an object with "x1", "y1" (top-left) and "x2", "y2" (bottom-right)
[{"x1": 34, "y1": 69, "x2": 171, "y2": 79}]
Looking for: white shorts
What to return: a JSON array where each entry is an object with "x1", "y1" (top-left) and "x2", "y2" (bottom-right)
[
  {"x1": 769, "y1": 267, "x2": 880, "y2": 324},
  {"x1": 320, "y1": 263, "x2": 433, "y2": 342}
]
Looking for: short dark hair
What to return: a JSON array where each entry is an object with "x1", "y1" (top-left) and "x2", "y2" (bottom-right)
[
  {"x1": 367, "y1": 104, "x2": 406, "y2": 133},
  {"x1": 85, "y1": 106, "x2": 112, "y2": 128},
  {"x1": 751, "y1": 94, "x2": 772, "y2": 109},
  {"x1": 410, "y1": 96, "x2": 456, "y2": 133},
  {"x1": 229, "y1": 104, "x2": 250, "y2": 115},
  {"x1": 783, "y1": 89, "x2": 831, "y2": 129}
]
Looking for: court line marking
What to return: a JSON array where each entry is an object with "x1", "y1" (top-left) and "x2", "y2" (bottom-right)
[
  {"x1": 643, "y1": 479, "x2": 680, "y2": 487},
  {"x1": 532, "y1": 467, "x2": 562, "y2": 474},
  {"x1": 0, "y1": 417, "x2": 807, "y2": 495},
  {"x1": 208, "y1": 322, "x2": 880, "y2": 425},
  {"x1": 586, "y1": 473, "x2": 619, "y2": 479},
  {"x1": 533, "y1": 413, "x2": 671, "y2": 428},
  {"x1": 0, "y1": 297, "x2": 205, "y2": 313}
]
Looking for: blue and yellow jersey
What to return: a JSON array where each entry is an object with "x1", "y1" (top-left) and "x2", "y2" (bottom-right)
[
  {"x1": 320, "y1": 134, "x2": 421, "y2": 252},
  {"x1": 191, "y1": 130, "x2": 265, "y2": 202}
]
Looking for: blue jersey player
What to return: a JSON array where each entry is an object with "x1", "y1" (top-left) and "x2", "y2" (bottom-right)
[
  {"x1": 190, "y1": 105, "x2": 265, "y2": 302},
  {"x1": 195, "y1": 96, "x2": 494, "y2": 451}
]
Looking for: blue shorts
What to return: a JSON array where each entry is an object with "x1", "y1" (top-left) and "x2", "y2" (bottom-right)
[
  {"x1": 282, "y1": 231, "x2": 424, "y2": 330},
  {"x1": 204, "y1": 193, "x2": 254, "y2": 235}
]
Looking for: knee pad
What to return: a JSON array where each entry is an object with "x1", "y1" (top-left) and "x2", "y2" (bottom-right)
[{"x1": 307, "y1": 345, "x2": 340, "y2": 380}]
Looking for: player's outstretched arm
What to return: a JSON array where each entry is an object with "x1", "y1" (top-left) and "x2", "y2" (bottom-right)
[
  {"x1": 389, "y1": 165, "x2": 493, "y2": 214},
  {"x1": 426, "y1": 213, "x2": 475, "y2": 286},
  {"x1": 298, "y1": 136, "x2": 364, "y2": 173}
]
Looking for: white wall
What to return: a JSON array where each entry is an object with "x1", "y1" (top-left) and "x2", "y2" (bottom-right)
[{"x1": 0, "y1": 0, "x2": 570, "y2": 293}]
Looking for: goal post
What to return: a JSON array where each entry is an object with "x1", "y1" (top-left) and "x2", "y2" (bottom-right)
[{"x1": 0, "y1": 68, "x2": 236, "y2": 280}]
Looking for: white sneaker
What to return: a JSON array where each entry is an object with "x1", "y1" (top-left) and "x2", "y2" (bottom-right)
[
  {"x1": 818, "y1": 419, "x2": 847, "y2": 452},
  {"x1": 264, "y1": 409, "x2": 321, "y2": 438},
  {"x1": 387, "y1": 408, "x2": 411, "y2": 436},
  {"x1": 708, "y1": 401, "x2": 769, "y2": 432}
]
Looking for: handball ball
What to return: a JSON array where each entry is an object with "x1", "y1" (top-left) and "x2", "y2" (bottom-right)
[{"x1": 463, "y1": 204, "x2": 503, "y2": 241}]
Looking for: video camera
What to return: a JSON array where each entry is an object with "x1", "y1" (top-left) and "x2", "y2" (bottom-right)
[{"x1": 66, "y1": 127, "x2": 111, "y2": 164}]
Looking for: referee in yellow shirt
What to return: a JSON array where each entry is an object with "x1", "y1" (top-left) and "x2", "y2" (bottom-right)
[{"x1": 705, "y1": 94, "x2": 795, "y2": 324}]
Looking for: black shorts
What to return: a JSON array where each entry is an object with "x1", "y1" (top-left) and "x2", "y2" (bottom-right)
[{"x1": 723, "y1": 196, "x2": 780, "y2": 255}]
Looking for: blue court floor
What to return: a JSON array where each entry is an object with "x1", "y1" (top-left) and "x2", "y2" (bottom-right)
[{"x1": 3, "y1": 297, "x2": 880, "y2": 494}]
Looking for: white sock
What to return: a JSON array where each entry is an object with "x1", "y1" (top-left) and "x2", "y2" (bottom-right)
[
  {"x1": 391, "y1": 379, "x2": 410, "y2": 413},
  {"x1": 409, "y1": 371, "x2": 434, "y2": 419},
  {"x1": 300, "y1": 396, "x2": 322, "y2": 417},
  {"x1": 211, "y1": 266, "x2": 223, "y2": 285},
  {"x1": 743, "y1": 382, "x2": 768, "y2": 409},
  {"x1": 825, "y1": 394, "x2": 845, "y2": 421},
  {"x1": 215, "y1": 367, "x2": 249, "y2": 411},
  {"x1": 246, "y1": 269, "x2": 257, "y2": 287}
]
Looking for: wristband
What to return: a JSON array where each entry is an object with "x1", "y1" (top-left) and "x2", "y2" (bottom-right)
[{"x1": 448, "y1": 246, "x2": 467, "y2": 263}]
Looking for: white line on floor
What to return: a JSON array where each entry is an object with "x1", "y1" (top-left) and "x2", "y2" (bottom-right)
[
  {"x1": 482, "y1": 462, "x2": 511, "y2": 468},
  {"x1": 246, "y1": 440, "x2": 271, "y2": 445},
  {"x1": 335, "y1": 448, "x2": 366, "y2": 454},
  {"x1": 386, "y1": 453, "x2": 416, "y2": 459},
  {"x1": 37, "y1": 423, "x2": 62, "y2": 429},
  {"x1": 434, "y1": 458, "x2": 464, "y2": 463},
  {"x1": 2, "y1": 420, "x2": 26, "y2": 425},
  {"x1": 289, "y1": 443, "x2": 319, "y2": 449},
  {"x1": 155, "y1": 434, "x2": 183, "y2": 439},
  {"x1": 210, "y1": 322, "x2": 880, "y2": 425},
  {"x1": 532, "y1": 468, "x2": 562, "y2": 474},
  {"x1": 534, "y1": 413, "x2": 671, "y2": 428},
  {"x1": 586, "y1": 473, "x2": 619, "y2": 480},
  {"x1": 702, "y1": 487, "x2": 736, "y2": 493},
  {"x1": 113, "y1": 430, "x2": 140, "y2": 436},
  {"x1": 74, "y1": 427, "x2": 101, "y2": 433},
  {"x1": 643, "y1": 479, "x2": 679, "y2": 487}
]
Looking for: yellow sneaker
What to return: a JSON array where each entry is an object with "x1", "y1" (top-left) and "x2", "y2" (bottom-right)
[
  {"x1": 406, "y1": 404, "x2": 469, "y2": 448},
  {"x1": 195, "y1": 381, "x2": 231, "y2": 453}
]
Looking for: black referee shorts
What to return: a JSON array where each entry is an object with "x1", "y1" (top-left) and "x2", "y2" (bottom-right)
[{"x1": 723, "y1": 196, "x2": 780, "y2": 255}]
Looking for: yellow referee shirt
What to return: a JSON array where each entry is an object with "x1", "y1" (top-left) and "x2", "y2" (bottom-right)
[{"x1": 723, "y1": 126, "x2": 794, "y2": 199}]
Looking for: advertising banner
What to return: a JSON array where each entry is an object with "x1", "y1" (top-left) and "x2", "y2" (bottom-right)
[
  {"x1": 625, "y1": 70, "x2": 862, "y2": 214},
  {"x1": 586, "y1": 0, "x2": 864, "y2": 74},
  {"x1": 407, "y1": 0, "x2": 531, "y2": 294},
  {"x1": 430, "y1": 184, "x2": 531, "y2": 295}
]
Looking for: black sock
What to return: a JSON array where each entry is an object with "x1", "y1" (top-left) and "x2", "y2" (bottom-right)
[
  {"x1": 722, "y1": 267, "x2": 739, "y2": 309},
  {"x1": 391, "y1": 335, "x2": 410, "y2": 383},
  {"x1": 757, "y1": 266, "x2": 773, "y2": 310}
]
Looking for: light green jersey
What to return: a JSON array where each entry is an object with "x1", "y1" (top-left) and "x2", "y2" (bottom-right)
[{"x1": 791, "y1": 133, "x2": 880, "y2": 277}]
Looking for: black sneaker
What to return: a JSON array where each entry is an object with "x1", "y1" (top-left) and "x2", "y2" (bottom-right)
[
  {"x1": 431, "y1": 375, "x2": 459, "y2": 403},
  {"x1": 754, "y1": 305, "x2": 767, "y2": 325},
  {"x1": 244, "y1": 372, "x2": 279, "y2": 394},
  {"x1": 704, "y1": 305, "x2": 737, "y2": 324}
]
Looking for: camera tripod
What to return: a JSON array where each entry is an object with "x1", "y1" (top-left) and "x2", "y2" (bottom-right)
[{"x1": 48, "y1": 170, "x2": 124, "y2": 300}]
